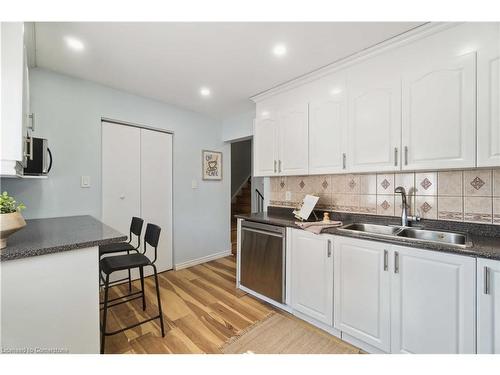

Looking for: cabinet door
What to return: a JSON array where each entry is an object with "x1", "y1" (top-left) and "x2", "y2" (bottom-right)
[
  {"x1": 347, "y1": 58, "x2": 401, "y2": 173},
  {"x1": 401, "y1": 52, "x2": 476, "y2": 170},
  {"x1": 333, "y1": 236, "x2": 391, "y2": 352},
  {"x1": 253, "y1": 116, "x2": 278, "y2": 176},
  {"x1": 477, "y1": 258, "x2": 500, "y2": 353},
  {"x1": 309, "y1": 80, "x2": 347, "y2": 174},
  {"x1": 291, "y1": 229, "x2": 333, "y2": 325},
  {"x1": 477, "y1": 34, "x2": 500, "y2": 167},
  {"x1": 278, "y1": 103, "x2": 309, "y2": 175},
  {"x1": 391, "y1": 245, "x2": 476, "y2": 354}
]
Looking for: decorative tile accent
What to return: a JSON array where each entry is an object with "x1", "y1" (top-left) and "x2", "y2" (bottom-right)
[
  {"x1": 415, "y1": 172, "x2": 437, "y2": 195},
  {"x1": 280, "y1": 181, "x2": 286, "y2": 189},
  {"x1": 377, "y1": 195, "x2": 395, "y2": 216},
  {"x1": 470, "y1": 176, "x2": 485, "y2": 191},
  {"x1": 377, "y1": 174, "x2": 394, "y2": 195},
  {"x1": 322, "y1": 180, "x2": 329, "y2": 190},
  {"x1": 438, "y1": 171, "x2": 463, "y2": 196},
  {"x1": 421, "y1": 178, "x2": 432, "y2": 190},
  {"x1": 299, "y1": 180, "x2": 306, "y2": 190},
  {"x1": 464, "y1": 197, "x2": 493, "y2": 223},
  {"x1": 345, "y1": 174, "x2": 360, "y2": 194},
  {"x1": 416, "y1": 196, "x2": 437, "y2": 220},
  {"x1": 421, "y1": 201, "x2": 432, "y2": 213},
  {"x1": 464, "y1": 170, "x2": 492, "y2": 196},
  {"x1": 438, "y1": 196, "x2": 463, "y2": 222}
]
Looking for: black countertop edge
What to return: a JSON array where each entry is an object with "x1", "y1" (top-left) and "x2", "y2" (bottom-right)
[
  {"x1": 0, "y1": 215, "x2": 127, "y2": 262},
  {"x1": 235, "y1": 208, "x2": 500, "y2": 261}
]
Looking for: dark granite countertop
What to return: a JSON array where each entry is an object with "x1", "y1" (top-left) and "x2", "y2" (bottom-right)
[
  {"x1": 236, "y1": 208, "x2": 500, "y2": 260},
  {"x1": 0, "y1": 215, "x2": 127, "y2": 262}
]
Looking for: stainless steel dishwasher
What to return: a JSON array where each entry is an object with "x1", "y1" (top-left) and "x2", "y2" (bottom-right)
[{"x1": 240, "y1": 220, "x2": 285, "y2": 304}]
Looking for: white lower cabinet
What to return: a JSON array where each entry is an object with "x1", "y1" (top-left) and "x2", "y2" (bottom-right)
[
  {"x1": 333, "y1": 236, "x2": 391, "y2": 352},
  {"x1": 333, "y1": 236, "x2": 476, "y2": 353},
  {"x1": 477, "y1": 258, "x2": 500, "y2": 353},
  {"x1": 290, "y1": 229, "x2": 334, "y2": 326},
  {"x1": 391, "y1": 245, "x2": 476, "y2": 354}
]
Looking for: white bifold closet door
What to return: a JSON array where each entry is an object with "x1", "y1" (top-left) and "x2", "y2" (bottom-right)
[{"x1": 102, "y1": 121, "x2": 173, "y2": 279}]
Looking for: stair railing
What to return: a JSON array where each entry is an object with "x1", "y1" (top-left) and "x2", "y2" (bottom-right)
[{"x1": 255, "y1": 188, "x2": 264, "y2": 213}]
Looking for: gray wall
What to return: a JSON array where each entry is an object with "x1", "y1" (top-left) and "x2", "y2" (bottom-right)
[
  {"x1": 221, "y1": 110, "x2": 255, "y2": 142},
  {"x1": 1, "y1": 68, "x2": 231, "y2": 265},
  {"x1": 230, "y1": 139, "x2": 252, "y2": 197}
]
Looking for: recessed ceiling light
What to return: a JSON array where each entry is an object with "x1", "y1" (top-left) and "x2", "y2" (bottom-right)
[
  {"x1": 64, "y1": 36, "x2": 85, "y2": 51},
  {"x1": 272, "y1": 44, "x2": 287, "y2": 57},
  {"x1": 200, "y1": 87, "x2": 211, "y2": 97}
]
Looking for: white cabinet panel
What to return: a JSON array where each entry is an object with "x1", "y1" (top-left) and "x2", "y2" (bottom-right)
[
  {"x1": 291, "y1": 229, "x2": 333, "y2": 325},
  {"x1": 477, "y1": 258, "x2": 500, "y2": 353},
  {"x1": 140, "y1": 129, "x2": 173, "y2": 272},
  {"x1": 347, "y1": 58, "x2": 401, "y2": 173},
  {"x1": 478, "y1": 34, "x2": 500, "y2": 167},
  {"x1": 402, "y1": 53, "x2": 476, "y2": 170},
  {"x1": 309, "y1": 78, "x2": 347, "y2": 174},
  {"x1": 391, "y1": 245, "x2": 476, "y2": 354},
  {"x1": 334, "y1": 236, "x2": 391, "y2": 352},
  {"x1": 253, "y1": 116, "x2": 278, "y2": 176},
  {"x1": 279, "y1": 103, "x2": 309, "y2": 175}
]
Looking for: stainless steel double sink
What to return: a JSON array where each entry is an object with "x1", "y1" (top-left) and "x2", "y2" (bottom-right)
[{"x1": 338, "y1": 223, "x2": 472, "y2": 248}]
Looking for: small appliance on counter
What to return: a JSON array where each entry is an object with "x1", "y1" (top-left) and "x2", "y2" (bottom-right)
[{"x1": 23, "y1": 137, "x2": 52, "y2": 176}]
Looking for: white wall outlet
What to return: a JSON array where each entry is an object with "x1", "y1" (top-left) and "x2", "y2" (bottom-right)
[
  {"x1": 191, "y1": 179, "x2": 198, "y2": 189},
  {"x1": 285, "y1": 191, "x2": 292, "y2": 201},
  {"x1": 81, "y1": 176, "x2": 91, "y2": 188}
]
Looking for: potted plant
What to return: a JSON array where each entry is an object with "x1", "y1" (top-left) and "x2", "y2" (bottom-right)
[{"x1": 0, "y1": 192, "x2": 26, "y2": 249}]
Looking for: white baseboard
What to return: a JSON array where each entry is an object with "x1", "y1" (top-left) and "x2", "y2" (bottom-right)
[{"x1": 173, "y1": 250, "x2": 232, "y2": 270}]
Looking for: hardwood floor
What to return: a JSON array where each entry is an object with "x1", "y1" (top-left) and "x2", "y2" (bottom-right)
[{"x1": 101, "y1": 255, "x2": 274, "y2": 354}]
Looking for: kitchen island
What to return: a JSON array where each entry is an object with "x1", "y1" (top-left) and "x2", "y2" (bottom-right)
[{"x1": 0, "y1": 216, "x2": 125, "y2": 354}]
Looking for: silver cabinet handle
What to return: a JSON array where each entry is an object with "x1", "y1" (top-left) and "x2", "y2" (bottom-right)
[
  {"x1": 327, "y1": 240, "x2": 332, "y2": 258},
  {"x1": 394, "y1": 147, "x2": 398, "y2": 167},
  {"x1": 404, "y1": 146, "x2": 408, "y2": 166},
  {"x1": 278, "y1": 160, "x2": 282, "y2": 173},
  {"x1": 28, "y1": 113, "x2": 35, "y2": 132},
  {"x1": 342, "y1": 153, "x2": 346, "y2": 169},
  {"x1": 274, "y1": 160, "x2": 277, "y2": 173},
  {"x1": 484, "y1": 266, "x2": 490, "y2": 295},
  {"x1": 394, "y1": 251, "x2": 399, "y2": 274},
  {"x1": 384, "y1": 250, "x2": 388, "y2": 271}
]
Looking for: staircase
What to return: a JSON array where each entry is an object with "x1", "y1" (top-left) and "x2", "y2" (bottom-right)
[{"x1": 231, "y1": 177, "x2": 251, "y2": 254}]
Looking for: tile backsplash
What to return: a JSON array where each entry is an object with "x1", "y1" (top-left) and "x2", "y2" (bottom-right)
[{"x1": 269, "y1": 169, "x2": 500, "y2": 225}]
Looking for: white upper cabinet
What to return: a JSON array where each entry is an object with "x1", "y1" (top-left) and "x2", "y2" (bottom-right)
[
  {"x1": 308, "y1": 73, "x2": 347, "y2": 174},
  {"x1": 334, "y1": 236, "x2": 391, "y2": 352},
  {"x1": 278, "y1": 101, "x2": 309, "y2": 175},
  {"x1": 477, "y1": 24, "x2": 500, "y2": 167},
  {"x1": 401, "y1": 51, "x2": 476, "y2": 170},
  {"x1": 390, "y1": 245, "x2": 476, "y2": 354},
  {"x1": 290, "y1": 229, "x2": 333, "y2": 326},
  {"x1": 347, "y1": 54, "x2": 401, "y2": 173},
  {"x1": 253, "y1": 113, "x2": 279, "y2": 176},
  {"x1": 1, "y1": 22, "x2": 25, "y2": 176},
  {"x1": 477, "y1": 258, "x2": 500, "y2": 354}
]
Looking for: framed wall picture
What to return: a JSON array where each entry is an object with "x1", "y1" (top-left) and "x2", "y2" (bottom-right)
[{"x1": 202, "y1": 150, "x2": 223, "y2": 180}]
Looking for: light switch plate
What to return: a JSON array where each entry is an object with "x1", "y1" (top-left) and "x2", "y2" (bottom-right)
[
  {"x1": 285, "y1": 191, "x2": 291, "y2": 201},
  {"x1": 191, "y1": 180, "x2": 198, "y2": 189},
  {"x1": 81, "y1": 175, "x2": 91, "y2": 188}
]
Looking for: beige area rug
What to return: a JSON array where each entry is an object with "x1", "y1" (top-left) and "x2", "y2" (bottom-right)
[{"x1": 221, "y1": 312, "x2": 362, "y2": 354}]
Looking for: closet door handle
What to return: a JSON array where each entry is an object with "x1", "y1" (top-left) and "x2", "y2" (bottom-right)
[
  {"x1": 394, "y1": 251, "x2": 399, "y2": 274},
  {"x1": 342, "y1": 153, "x2": 346, "y2": 169},
  {"x1": 384, "y1": 250, "x2": 388, "y2": 271},
  {"x1": 404, "y1": 146, "x2": 408, "y2": 166},
  {"x1": 484, "y1": 266, "x2": 490, "y2": 295},
  {"x1": 394, "y1": 147, "x2": 398, "y2": 167}
]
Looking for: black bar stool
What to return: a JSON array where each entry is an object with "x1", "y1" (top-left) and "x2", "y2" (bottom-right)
[
  {"x1": 100, "y1": 223, "x2": 165, "y2": 354},
  {"x1": 99, "y1": 217, "x2": 144, "y2": 291}
]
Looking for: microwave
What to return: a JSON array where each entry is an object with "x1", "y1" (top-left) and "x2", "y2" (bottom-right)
[{"x1": 23, "y1": 137, "x2": 53, "y2": 176}]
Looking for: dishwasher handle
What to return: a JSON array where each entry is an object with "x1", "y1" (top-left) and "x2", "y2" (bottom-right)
[{"x1": 241, "y1": 220, "x2": 285, "y2": 236}]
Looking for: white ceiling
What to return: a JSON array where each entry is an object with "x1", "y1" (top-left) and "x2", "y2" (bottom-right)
[{"x1": 34, "y1": 22, "x2": 424, "y2": 119}]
